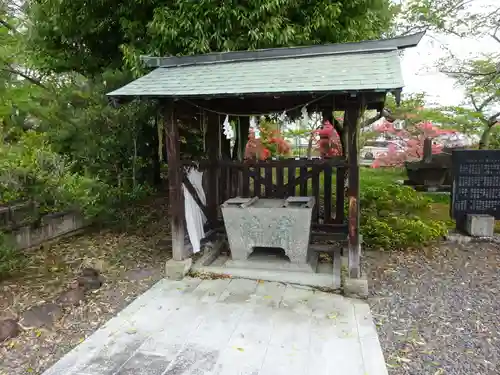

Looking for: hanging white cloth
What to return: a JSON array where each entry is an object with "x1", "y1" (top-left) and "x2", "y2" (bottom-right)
[
  {"x1": 183, "y1": 168, "x2": 207, "y2": 253},
  {"x1": 223, "y1": 115, "x2": 234, "y2": 140},
  {"x1": 250, "y1": 116, "x2": 260, "y2": 139}
]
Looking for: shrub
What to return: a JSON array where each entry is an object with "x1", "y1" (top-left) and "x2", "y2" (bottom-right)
[
  {"x1": 359, "y1": 176, "x2": 448, "y2": 250},
  {"x1": 0, "y1": 131, "x2": 109, "y2": 218}
]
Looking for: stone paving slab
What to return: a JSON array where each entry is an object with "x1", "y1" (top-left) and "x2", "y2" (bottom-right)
[{"x1": 42, "y1": 278, "x2": 388, "y2": 375}]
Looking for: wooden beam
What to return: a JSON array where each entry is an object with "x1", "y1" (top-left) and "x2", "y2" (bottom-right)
[
  {"x1": 345, "y1": 102, "x2": 362, "y2": 279},
  {"x1": 165, "y1": 101, "x2": 188, "y2": 261},
  {"x1": 205, "y1": 112, "x2": 219, "y2": 227},
  {"x1": 174, "y1": 92, "x2": 386, "y2": 116},
  {"x1": 321, "y1": 108, "x2": 334, "y2": 124}
]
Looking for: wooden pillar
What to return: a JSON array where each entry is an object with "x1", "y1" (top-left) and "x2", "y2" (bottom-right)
[
  {"x1": 321, "y1": 108, "x2": 333, "y2": 124},
  {"x1": 423, "y1": 137, "x2": 433, "y2": 162},
  {"x1": 165, "y1": 101, "x2": 187, "y2": 261},
  {"x1": 206, "y1": 112, "x2": 220, "y2": 227},
  {"x1": 235, "y1": 117, "x2": 250, "y2": 160},
  {"x1": 321, "y1": 107, "x2": 345, "y2": 224},
  {"x1": 345, "y1": 103, "x2": 362, "y2": 279}
]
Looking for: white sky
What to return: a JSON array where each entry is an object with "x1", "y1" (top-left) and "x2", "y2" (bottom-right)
[
  {"x1": 401, "y1": 33, "x2": 498, "y2": 106},
  {"x1": 400, "y1": 0, "x2": 499, "y2": 107}
]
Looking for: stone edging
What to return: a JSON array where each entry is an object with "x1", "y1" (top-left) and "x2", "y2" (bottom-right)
[
  {"x1": 445, "y1": 231, "x2": 500, "y2": 245},
  {"x1": 7, "y1": 211, "x2": 88, "y2": 250}
]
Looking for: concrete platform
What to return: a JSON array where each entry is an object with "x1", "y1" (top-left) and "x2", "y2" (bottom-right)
[
  {"x1": 42, "y1": 278, "x2": 388, "y2": 375},
  {"x1": 193, "y1": 243, "x2": 341, "y2": 290}
]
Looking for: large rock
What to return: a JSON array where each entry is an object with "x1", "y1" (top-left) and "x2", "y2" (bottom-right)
[
  {"x1": 20, "y1": 303, "x2": 63, "y2": 329},
  {"x1": 0, "y1": 319, "x2": 20, "y2": 341},
  {"x1": 56, "y1": 287, "x2": 86, "y2": 306},
  {"x1": 77, "y1": 267, "x2": 104, "y2": 291}
]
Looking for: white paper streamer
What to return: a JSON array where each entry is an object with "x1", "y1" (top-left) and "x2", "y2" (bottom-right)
[
  {"x1": 223, "y1": 115, "x2": 234, "y2": 140},
  {"x1": 250, "y1": 116, "x2": 260, "y2": 139}
]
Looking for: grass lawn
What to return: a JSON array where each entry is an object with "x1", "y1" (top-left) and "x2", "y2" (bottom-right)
[{"x1": 360, "y1": 167, "x2": 500, "y2": 232}]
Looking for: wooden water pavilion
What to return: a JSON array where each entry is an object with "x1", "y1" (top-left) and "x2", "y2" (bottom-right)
[{"x1": 107, "y1": 32, "x2": 424, "y2": 280}]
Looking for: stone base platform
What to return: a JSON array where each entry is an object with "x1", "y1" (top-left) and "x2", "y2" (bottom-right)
[{"x1": 192, "y1": 241, "x2": 341, "y2": 291}]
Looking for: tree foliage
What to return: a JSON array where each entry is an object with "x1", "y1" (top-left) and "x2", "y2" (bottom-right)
[
  {"x1": 0, "y1": 4, "x2": 158, "y2": 215},
  {"x1": 245, "y1": 118, "x2": 291, "y2": 160},
  {"x1": 26, "y1": 0, "x2": 161, "y2": 75},
  {"x1": 447, "y1": 58, "x2": 500, "y2": 148},
  {"x1": 147, "y1": 0, "x2": 395, "y2": 53},
  {"x1": 0, "y1": 0, "x2": 397, "y2": 219},
  {"x1": 397, "y1": 0, "x2": 500, "y2": 148},
  {"x1": 27, "y1": 0, "x2": 396, "y2": 75},
  {"x1": 396, "y1": 0, "x2": 499, "y2": 40},
  {"x1": 0, "y1": 131, "x2": 108, "y2": 217},
  {"x1": 372, "y1": 120, "x2": 456, "y2": 167}
]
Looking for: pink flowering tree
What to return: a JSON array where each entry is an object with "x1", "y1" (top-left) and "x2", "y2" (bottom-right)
[
  {"x1": 372, "y1": 120, "x2": 456, "y2": 167},
  {"x1": 313, "y1": 120, "x2": 343, "y2": 157}
]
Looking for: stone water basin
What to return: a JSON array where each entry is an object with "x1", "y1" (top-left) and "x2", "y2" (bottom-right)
[{"x1": 221, "y1": 196, "x2": 316, "y2": 272}]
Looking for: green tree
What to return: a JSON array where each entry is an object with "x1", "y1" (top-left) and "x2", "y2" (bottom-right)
[
  {"x1": 444, "y1": 59, "x2": 499, "y2": 148},
  {"x1": 0, "y1": 7, "x2": 48, "y2": 138},
  {"x1": 1, "y1": 4, "x2": 161, "y2": 207},
  {"x1": 396, "y1": 0, "x2": 499, "y2": 148},
  {"x1": 396, "y1": 0, "x2": 498, "y2": 40},
  {"x1": 27, "y1": 0, "x2": 397, "y2": 75},
  {"x1": 38, "y1": 70, "x2": 160, "y2": 188},
  {"x1": 384, "y1": 93, "x2": 456, "y2": 128},
  {"x1": 24, "y1": 0, "x2": 399, "y2": 167},
  {"x1": 26, "y1": 0, "x2": 162, "y2": 76}
]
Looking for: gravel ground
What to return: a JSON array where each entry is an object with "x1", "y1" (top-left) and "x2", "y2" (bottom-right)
[{"x1": 364, "y1": 241, "x2": 500, "y2": 375}]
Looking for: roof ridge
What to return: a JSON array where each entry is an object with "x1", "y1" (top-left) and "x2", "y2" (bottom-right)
[
  {"x1": 141, "y1": 32, "x2": 424, "y2": 68},
  {"x1": 153, "y1": 47, "x2": 398, "y2": 69}
]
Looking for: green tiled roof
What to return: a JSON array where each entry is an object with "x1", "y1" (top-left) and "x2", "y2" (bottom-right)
[{"x1": 107, "y1": 50, "x2": 405, "y2": 98}]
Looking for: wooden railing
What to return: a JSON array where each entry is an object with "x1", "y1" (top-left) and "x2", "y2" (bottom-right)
[{"x1": 182, "y1": 158, "x2": 347, "y2": 238}]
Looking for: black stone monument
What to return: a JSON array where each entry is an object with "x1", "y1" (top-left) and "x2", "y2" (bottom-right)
[{"x1": 451, "y1": 150, "x2": 500, "y2": 230}]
